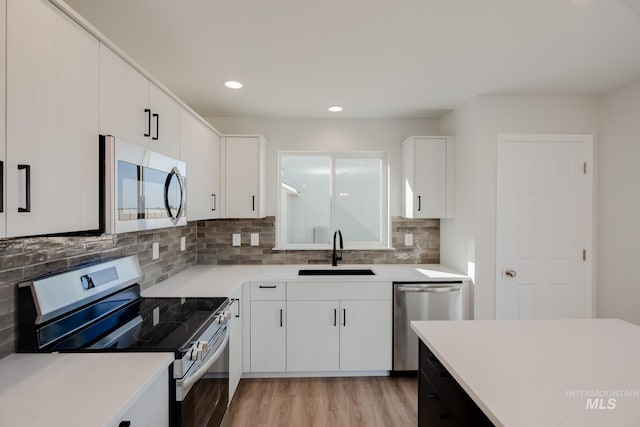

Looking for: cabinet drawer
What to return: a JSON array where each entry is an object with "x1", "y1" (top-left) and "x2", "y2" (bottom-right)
[
  {"x1": 250, "y1": 282, "x2": 286, "y2": 300},
  {"x1": 418, "y1": 371, "x2": 454, "y2": 427}
]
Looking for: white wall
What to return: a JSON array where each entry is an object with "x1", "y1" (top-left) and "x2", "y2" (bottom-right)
[
  {"x1": 441, "y1": 95, "x2": 598, "y2": 319},
  {"x1": 597, "y1": 81, "x2": 640, "y2": 325},
  {"x1": 206, "y1": 117, "x2": 441, "y2": 216}
]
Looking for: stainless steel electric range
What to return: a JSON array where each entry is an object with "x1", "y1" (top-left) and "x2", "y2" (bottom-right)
[{"x1": 17, "y1": 255, "x2": 231, "y2": 427}]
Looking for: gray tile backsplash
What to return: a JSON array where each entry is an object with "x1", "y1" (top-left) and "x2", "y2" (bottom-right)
[
  {"x1": 0, "y1": 224, "x2": 197, "y2": 357},
  {"x1": 0, "y1": 216, "x2": 438, "y2": 358},
  {"x1": 196, "y1": 216, "x2": 439, "y2": 266}
]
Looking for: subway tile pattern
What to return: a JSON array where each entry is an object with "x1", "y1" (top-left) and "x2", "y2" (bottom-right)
[
  {"x1": 196, "y1": 216, "x2": 439, "y2": 266},
  {"x1": 0, "y1": 224, "x2": 197, "y2": 358}
]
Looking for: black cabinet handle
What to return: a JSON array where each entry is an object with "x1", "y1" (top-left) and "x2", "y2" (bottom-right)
[
  {"x1": 211, "y1": 193, "x2": 216, "y2": 211},
  {"x1": 343, "y1": 308, "x2": 346, "y2": 326},
  {"x1": 259, "y1": 285, "x2": 277, "y2": 289},
  {"x1": 0, "y1": 160, "x2": 4, "y2": 213},
  {"x1": 152, "y1": 113, "x2": 159, "y2": 140},
  {"x1": 333, "y1": 309, "x2": 337, "y2": 327},
  {"x1": 235, "y1": 298, "x2": 240, "y2": 318},
  {"x1": 418, "y1": 195, "x2": 422, "y2": 211},
  {"x1": 18, "y1": 164, "x2": 31, "y2": 213},
  {"x1": 119, "y1": 422, "x2": 131, "y2": 427},
  {"x1": 144, "y1": 109, "x2": 151, "y2": 137},
  {"x1": 252, "y1": 195, "x2": 255, "y2": 211},
  {"x1": 279, "y1": 309, "x2": 283, "y2": 327}
]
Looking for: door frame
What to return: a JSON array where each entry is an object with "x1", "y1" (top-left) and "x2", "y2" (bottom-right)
[{"x1": 495, "y1": 133, "x2": 594, "y2": 319}]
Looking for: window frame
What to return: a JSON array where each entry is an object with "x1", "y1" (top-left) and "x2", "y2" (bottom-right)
[{"x1": 276, "y1": 150, "x2": 390, "y2": 250}]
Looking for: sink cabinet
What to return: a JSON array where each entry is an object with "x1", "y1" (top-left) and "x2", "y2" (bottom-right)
[{"x1": 246, "y1": 281, "x2": 392, "y2": 374}]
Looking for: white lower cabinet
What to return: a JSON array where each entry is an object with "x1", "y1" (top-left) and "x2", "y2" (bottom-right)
[
  {"x1": 339, "y1": 300, "x2": 392, "y2": 371},
  {"x1": 229, "y1": 287, "x2": 243, "y2": 402},
  {"x1": 287, "y1": 300, "x2": 340, "y2": 372},
  {"x1": 250, "y1": 300, "x2": 286, "y2": 372},
  {"x1": 111, "y1": 371, "x2": 169, "y2": 427},
  {"x1": 248, "y1": 281, "x2": 392, "y2": 374}
]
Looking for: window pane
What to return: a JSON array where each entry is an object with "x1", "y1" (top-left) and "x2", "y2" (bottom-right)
[
  {"x1": 335, "y1": 158, "x2": 382, "y2": 242},
  {"x1": 281, "y1": 155, "x2": 331, "y2": 244}
]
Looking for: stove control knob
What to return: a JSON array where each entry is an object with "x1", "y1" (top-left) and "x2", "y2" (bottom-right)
[
  {"x1": 218, "y1": 312, "x2": 229, "y2": 324},
  {"x1": 190, "y1": 347, "x2": 202, "y2": 361},
  {"x1": 197, "y1": 340, "x2": 209, "y2": 354}
]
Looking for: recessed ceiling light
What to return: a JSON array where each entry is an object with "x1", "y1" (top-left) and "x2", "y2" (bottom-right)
[
  {"x1": 328, "y1": 106, "x2": 343, "y2": 112},
  {"x1": 224, "y1": 81, "x2": 243, "y2": 89}
]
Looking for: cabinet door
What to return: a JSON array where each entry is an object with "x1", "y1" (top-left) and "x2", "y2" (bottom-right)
[
  {"x1": 339, "y1": 300, "x2": 392, "y2": 371},
  {"x1": 287, "y1": 300, "x2": 339, "y2": 372},
  {"x1": 0, "y1": 0, "x2": 6, "y2": 238},
  {"x1": 250, "y1": 300, "x2": 286, "y2": 372},
  {"x1": 180, "y1": 111, "x2": 220, "y2": 220},
  {"x1": 229, "y1": 288, "x2": 243, "y2": 402},
  {"x1": 225, "y1": 136, "x2": 260, "y2": 218},
  {"x1": 413, "y1": 138, "x2": 447, "y2": 218},
  {"x1": 99, "y1": 44, "x2": 150, "y2": 147},
  {"x1": 149, "y1": 83, "x2": 181, "y2": 158},
  {"x1": 6, "y1": 0, "x2": 100, "y2": 237},
  {"x1": 112, "y1": 371, "x2": 169, "y2": 427}
]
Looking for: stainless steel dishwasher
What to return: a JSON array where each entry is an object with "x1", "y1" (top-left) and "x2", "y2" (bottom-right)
[{"x1": 393, "y1": 281, "x2": 463, "y2": 372}]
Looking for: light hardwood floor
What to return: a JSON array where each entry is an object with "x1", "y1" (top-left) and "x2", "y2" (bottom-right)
[{"x1": 225, "y1": 376, "x2": 417, "y2": 427}]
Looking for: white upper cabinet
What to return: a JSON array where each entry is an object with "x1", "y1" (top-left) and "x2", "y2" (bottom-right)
[
  {"x1": 99, "y1": 45, "x2": 149, "y2": 147},
  {"x1": 0, "y1": 0, "x2": 6, "y2": 239},
  {"x1": 100, "y1": 45, "x2": 180, "y2": 158},
  {"x1": 222, "y1": 135, "x2": 266, "y2": 218},
  {"x1": 149, "y1": 83, "x2": 181, "y2": 159},
  {"x1": 180, "y1": 111, "x2": 220, "y2": 221},
  {"x1": 402, "y1": 136, "x2": 455, "y2": 218},
  {"x1": 5, "y1": 0, "x2": 100, "y2": 237}
]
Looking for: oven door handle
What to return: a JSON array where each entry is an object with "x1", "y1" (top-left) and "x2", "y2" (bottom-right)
[{"x1": 176, "y1": 326, "x2": 229, "y2": 401}]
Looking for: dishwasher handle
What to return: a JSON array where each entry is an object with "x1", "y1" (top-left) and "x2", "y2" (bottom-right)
[{"x1": 397, "y1": 284, "x2": 460, "y2": 293}]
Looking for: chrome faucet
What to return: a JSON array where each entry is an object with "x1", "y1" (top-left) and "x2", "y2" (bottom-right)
[{"x1": 332, "y1": 229, "x2": 343, "y2": 267}]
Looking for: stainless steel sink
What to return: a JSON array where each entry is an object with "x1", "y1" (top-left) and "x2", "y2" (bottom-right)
[{"x1": 298, "y1": 268, "x2": 376, "y2": 276}]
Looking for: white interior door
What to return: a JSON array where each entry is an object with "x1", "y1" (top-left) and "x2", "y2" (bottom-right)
[{"x1": 496, "y1": 134, "x2": 593, "y2": 320}]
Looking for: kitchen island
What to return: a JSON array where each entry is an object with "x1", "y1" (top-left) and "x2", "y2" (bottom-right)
[{"x1": 411, "y1": 319, "x2": 640, "y2": 427}]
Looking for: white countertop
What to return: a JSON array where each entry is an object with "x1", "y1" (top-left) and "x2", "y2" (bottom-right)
[
  {"x1": 0, "y1": 352, "x2": 173, "y2": 427},
  {"x1": 411, "y1": 319, "x2": 640, "y2": 427},
  {"x1": 142, "y1": 263, "x2": 469, "y2": 298}
]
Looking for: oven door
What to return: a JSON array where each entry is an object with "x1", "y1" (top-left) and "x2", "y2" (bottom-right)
[
  {"x1": 175, "y1": 324, "x2": 229, "y2": 427},
  {"x1": 102, "y1": 135, "x2": 187, "y2": 234}
]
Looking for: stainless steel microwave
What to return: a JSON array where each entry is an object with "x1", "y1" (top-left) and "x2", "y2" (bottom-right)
[{"x1": 101, "y1": 135, "x2": 186, "y2": 234}]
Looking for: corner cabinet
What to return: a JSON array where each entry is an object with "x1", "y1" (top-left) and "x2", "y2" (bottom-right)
[
  {"x1": 5, "y1": 0, "x2": 100, "y2": 237},
  {"x1": 221, "y1": 135, "x2": 266, "y2": 218},
  {"x1": 180, "y1": 111, "x2": 221, "y2": 221},
  {"x1": 402, "y1": 136, "x2": 455, "y2": 218},
  {"x1": 100, "y1": 45, "x2": 181, "y2": 158}
]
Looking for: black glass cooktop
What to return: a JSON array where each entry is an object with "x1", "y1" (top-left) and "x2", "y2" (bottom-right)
[{"x1": 43, "y1": 295, "x2": 227, "y2": 355}]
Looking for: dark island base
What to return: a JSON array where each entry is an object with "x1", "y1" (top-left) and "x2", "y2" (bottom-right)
[{"x1": 418, "y1": 341, "x2": 494, "y2": 427}]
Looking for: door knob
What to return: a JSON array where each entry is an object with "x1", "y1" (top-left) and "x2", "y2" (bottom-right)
[{"x1": 505, "y1": 269, "x2": 517, "y2": 278}]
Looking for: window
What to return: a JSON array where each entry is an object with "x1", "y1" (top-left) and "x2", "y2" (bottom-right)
[{"x1": 277, "y1": 151, "x2": 389, "y2": 249}]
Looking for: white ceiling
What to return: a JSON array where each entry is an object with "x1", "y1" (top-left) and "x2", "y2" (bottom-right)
[{"x1": 64, "y1": 0, "x2": 640, "y2": 119}]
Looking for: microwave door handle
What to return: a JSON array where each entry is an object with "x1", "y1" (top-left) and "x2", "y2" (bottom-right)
[{"x1": 176, "y1": 327, "x2": 229, "y2": 400}]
